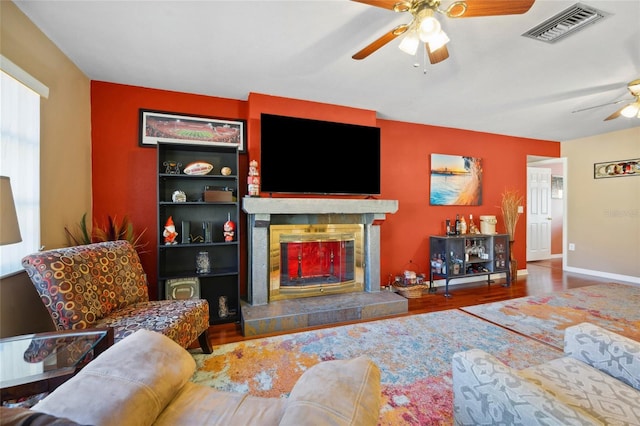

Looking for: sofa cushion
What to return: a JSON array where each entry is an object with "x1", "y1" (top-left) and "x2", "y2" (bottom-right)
[
  {"x1": 94, "y1": 299, "x2": 209, "y2": 347},
  {"x1": 452, "y1": 349, "x2": 600, "y2": 425},
  {"x1": 564, "y1": 322, "x2": 640, "y2": 391},
  {"x1": 22, "y1": 240, "x2": 149, "y2": 329},
  {"x1": 279, "y1": 356, "x2": 381, "y2": 426},
  {"x1": 520, "y1": 356, "x2": 640, "y2": 425},
  {"x1": 154, "y1": 382, "x2": 286, "y2": 425},
  {"x1": 33, "y1": 329, "x2": 195, "y2": 426}
]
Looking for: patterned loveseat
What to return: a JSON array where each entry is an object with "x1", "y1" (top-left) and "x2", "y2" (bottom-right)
[
  {"x1": 452, "y1": 322, "x2": 640, "y2": 425},
  {"x1": 22, "y1": 240, "x2": 212, "y2": 354}
]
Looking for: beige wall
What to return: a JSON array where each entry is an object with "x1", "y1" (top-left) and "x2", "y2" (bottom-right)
[
  {"x1": 562, "y1": 127, "x2": 640, "y2": 282},
  {"x1": 0, "y1": 2, "x2": 91, "y2": 336}
]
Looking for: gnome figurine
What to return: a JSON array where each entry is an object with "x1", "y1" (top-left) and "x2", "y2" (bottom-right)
[
  {"x1": 163, "y1": 216, "x2": 178, "y2": 245},
  {"x1": 223, "y1": 213, "x2": 235, "y2": 242}
]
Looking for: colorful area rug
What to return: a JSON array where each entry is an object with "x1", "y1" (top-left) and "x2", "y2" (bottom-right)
[
  {"x1": 191, "y1": 309, "x2": 560, "y2": 425},
  {"x1": 462, "y1": 282, "x2": 640, "y2": 349}
]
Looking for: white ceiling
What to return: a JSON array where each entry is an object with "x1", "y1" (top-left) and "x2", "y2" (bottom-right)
[{"x1": 14, "y1": 0, "x2": 640, "y2": 142}]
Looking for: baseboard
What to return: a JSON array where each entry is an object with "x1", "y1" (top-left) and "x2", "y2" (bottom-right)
[{"x1": 563, "y1": 266, "x2": 640, "y2": 285}]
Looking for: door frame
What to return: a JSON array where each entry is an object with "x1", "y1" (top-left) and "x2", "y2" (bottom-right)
[{"x1": 526, "y1": 156, "x2": 567, "y2": 269}]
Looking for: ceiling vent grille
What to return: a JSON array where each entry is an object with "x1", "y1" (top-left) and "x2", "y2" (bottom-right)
[{"x1": 522, "y1": 3, "x2": 610, "y2": 43}]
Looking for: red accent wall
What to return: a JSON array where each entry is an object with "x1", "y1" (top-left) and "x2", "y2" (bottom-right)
[
  {"x1": 90, "y1": 82, "x2": 247, "y2": 299},
  {"x1": 91, "y1": 81, "x2": 559, "y2": 299}
]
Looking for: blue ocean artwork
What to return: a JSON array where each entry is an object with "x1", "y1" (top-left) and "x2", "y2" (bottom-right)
[{"x1": 430, "y1": 154, "x2": 483, "y2": 206}]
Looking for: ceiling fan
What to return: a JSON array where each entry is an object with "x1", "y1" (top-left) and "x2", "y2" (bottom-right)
[
  {"x1": 352, "y1": 0, "x2": 535, "y2": 64},
  {"x1": 603, "y1": 79, "x2": 640, "y2": 120},
  {"x1": 571, "y1": 79, "x2": 640, "y2": 120}
]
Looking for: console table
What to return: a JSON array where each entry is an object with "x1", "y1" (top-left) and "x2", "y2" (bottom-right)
[{"x1": 429, "y1": 234, "x2": 511, "y2": 297}]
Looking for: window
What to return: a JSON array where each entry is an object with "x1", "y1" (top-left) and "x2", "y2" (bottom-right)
[{"x1": 0, "y1": 65, "x2": 43, "y2": 277}]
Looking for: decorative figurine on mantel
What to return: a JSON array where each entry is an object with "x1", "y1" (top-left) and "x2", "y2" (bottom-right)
[
  {"x1": 248, "y1": 159, "x2": 260, "y2": 197},
  {"x1": 163, "y1": 216, "x2": 178, "y2": 245},
  {"x1": 223, "y1": 213, "x2": 235, "y2": 242}
]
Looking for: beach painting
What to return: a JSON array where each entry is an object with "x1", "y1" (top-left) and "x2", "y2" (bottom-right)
[{"x1": 430, "y1": 154, "x2": 483, "y2": 206}]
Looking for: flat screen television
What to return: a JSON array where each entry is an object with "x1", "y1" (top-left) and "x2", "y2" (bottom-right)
[{"x1": 260, "y1": 113, "x2": 381, "y2": 196}]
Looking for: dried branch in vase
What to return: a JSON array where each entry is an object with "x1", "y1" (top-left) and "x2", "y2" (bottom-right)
[{"x1": 501, "y1": 189, "x2": 524, "y2": 241}]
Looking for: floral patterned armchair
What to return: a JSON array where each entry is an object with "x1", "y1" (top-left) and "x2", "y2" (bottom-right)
[{"x1": 22, "y1": 240, "x2": 212, "y2": 353}]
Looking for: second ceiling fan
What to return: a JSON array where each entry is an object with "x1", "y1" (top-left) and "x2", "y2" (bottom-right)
[{"x1": 352, "y1": 0, "x2": 536, "y2": 64}]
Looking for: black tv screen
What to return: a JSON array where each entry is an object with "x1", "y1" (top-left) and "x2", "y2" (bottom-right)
[{"x1": 260, "y1": 113, "x2": 381, "y2": 196}]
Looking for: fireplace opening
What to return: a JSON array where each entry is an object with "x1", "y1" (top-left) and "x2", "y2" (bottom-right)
[
  {"x1": 281, "y1": 240, "x2": 355, "y2": 286},
  {"x1": 269, "y1": 224, "x2": 364, "y2": 301}
]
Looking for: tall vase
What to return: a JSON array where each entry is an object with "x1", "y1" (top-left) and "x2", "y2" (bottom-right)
[{"x1": 509, "y1": 240, "x2": 517, "y2": 283}]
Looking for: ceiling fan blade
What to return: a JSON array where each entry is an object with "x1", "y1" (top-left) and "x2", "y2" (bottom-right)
[
  {"x1": 352, "y1": 24, "x2": 409, "y2": 60},
  {"x1": 571, "y1": 99, "x2": 629, "y2": 114},
  {"x1": 426, "y1": 43, "x2": 449, "y2": 64},
  {"x1": 350, "y1": 0, "x2": 403, "y2": 11},
  {"x1": 604, "y1": 106, "x2": 625, "y2": 121},
  {"x1": 450, "y1": 0, "x2": 535, "y2": 18}
]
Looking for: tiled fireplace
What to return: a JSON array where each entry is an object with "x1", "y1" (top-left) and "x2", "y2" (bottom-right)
[{"x1": 241, "y1": 197, "x2": 407, "y2": 336}]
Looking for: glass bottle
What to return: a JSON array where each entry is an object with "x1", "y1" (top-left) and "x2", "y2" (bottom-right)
[{"x1": 460, "y1": 216, "x2": 467, "y2": 234}]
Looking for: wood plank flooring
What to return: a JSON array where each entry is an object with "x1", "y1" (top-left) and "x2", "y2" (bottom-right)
[{"x1": 207, "y1": 259, "x2": 623, "y2": 346}]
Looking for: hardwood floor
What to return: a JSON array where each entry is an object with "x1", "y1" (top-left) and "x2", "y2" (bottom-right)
[{"x1": 207, "y1": 258, "x2": 623, "y2": 346}]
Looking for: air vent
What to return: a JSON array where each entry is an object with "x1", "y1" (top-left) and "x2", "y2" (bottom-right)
[{"x1": 522, "y1": 3, "x2": 610, "y2": 43}]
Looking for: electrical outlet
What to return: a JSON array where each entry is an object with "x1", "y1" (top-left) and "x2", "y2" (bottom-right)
[{"x1": 569, "y1": 243, "x2": 575, "y2": 251}]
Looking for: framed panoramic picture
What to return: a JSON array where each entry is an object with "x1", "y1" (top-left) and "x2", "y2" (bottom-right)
[
  {"x1": 430, "y1": 153, "x2": 483, "y2": 206},
  {"x1": 139, "y1": 109, "x2": 245, "y2": 152},
  {"x1": 594, "y1": 158, "x2": 639, "y2": 179}
]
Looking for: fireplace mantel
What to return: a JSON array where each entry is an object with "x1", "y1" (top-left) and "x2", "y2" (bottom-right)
[
  {"x1": 242, "y1": 197, "x2": 399, "y2": 216},
  {"x1": 242, "y1": 197, "x2": 399, "y2": 306}
]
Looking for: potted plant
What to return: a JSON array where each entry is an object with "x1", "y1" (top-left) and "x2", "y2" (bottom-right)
[{"x1": 65, "y1": 213, "x2": 147, "y2": 252}]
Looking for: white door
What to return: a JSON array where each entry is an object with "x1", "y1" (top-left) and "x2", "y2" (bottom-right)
[{"x1": 527, "y1": 167, "x2": 552, "y2": 261}]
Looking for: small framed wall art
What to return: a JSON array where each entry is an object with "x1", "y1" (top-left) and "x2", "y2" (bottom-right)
[
  {"x1": 139, "y1": 109, "x2": 245, "y2": 152},
  {"x1": 551, "y1": 175, "x2": 563, "y2": 199},
  {"x1": 593, "y1": 158, "x2": 639, "y2": 179}
]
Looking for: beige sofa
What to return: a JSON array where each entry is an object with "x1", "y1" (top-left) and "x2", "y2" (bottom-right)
[
  {"x1": 4, "y1": 329, "x2": 382, "y2": 425},
  {"x1": 453, "y1": 322, "x2": 640, "y2": 425}
]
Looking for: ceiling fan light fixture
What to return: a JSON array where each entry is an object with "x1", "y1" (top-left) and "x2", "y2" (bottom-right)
[
  {"x1": 398, "y1": 30, "x2": 420, "y2": 55},
  {"x1": 418, "y1": 16, "x2": 441, "y2": 42},
  {"x1": 620, "y1": 102, "x2": 640, "y2": 118},
  {"x1": 428, "y1": 30, "x2": 450, "y2": 51}
]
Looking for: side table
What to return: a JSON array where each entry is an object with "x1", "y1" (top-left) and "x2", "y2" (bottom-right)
[{"x1": 0, "y1": 328, "x2": 114, "y2": 404}]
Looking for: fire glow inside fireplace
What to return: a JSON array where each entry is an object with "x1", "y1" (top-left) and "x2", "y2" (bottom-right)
[{"x1": 269, "y1": 224, "x2": 364, "y2": 301}]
